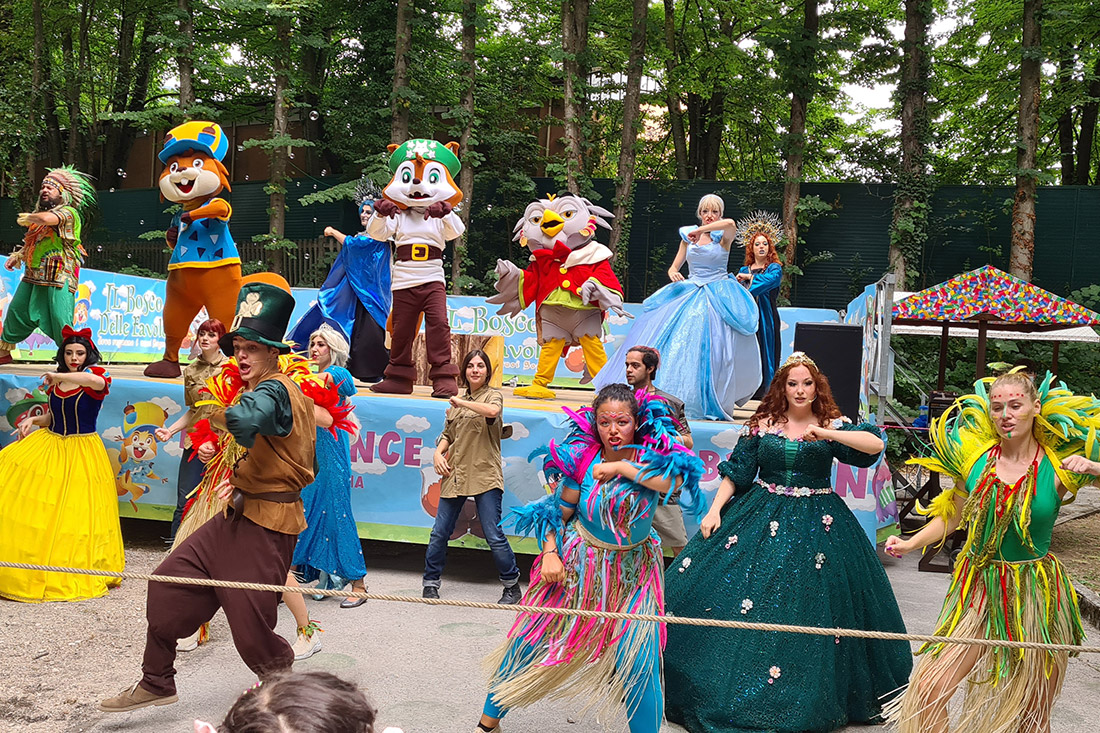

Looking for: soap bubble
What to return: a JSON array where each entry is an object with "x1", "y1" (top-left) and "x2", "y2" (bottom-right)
[{"x1": 309, "y1": 110, "x2": 320, "y2": 121}]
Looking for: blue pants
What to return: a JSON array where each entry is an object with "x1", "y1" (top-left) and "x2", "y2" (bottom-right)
[
  {"x1": 482, "y1": 630, "x2": 663, "y2": 733},
  {"x1": 423, "y1": 489, "x2": 519, "y2": 588}
]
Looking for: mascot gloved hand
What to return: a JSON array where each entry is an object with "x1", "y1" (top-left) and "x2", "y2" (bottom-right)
[
  {"x1": 486, "y1": 194, "x2": 624, "y2": 400},
  {"x1": 144, "y1": 121, "x2": 243, "y2": 379},
  {"x1": 366, "y1": 139, "x2": 465, "y2": 398}
]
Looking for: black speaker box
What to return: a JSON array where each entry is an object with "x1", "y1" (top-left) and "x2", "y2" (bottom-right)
[{"x1": 792, "y1": 322, "x2": 863, "y2": 420}]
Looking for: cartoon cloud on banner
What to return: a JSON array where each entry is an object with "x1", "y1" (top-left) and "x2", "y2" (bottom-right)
[{"x1": 144, "y1": 121, "x2": 243, "y2": 378}]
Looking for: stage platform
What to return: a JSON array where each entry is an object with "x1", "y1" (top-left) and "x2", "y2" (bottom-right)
[
  {"x1": 0, "y1": 362, "x2": 892, "y2": 547},
  {"x1": 0, "y1": 362, "x2": 773, "y2": 551}
]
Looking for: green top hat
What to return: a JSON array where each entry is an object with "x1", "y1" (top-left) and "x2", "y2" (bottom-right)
[
  {"x1": 219, "y1": 274, "x2": 296, "y2": 355},
  {"x1": 387, "y1": 139, "x2": 461, "y2": 177}
]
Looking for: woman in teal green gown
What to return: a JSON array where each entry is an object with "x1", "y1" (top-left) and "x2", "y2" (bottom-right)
[{"x1": 664, "y1": 352, "x2": 912, "y2": 733}]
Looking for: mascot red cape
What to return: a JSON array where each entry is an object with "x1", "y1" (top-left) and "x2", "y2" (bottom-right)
[
  {"x1": 144, "y1": 121, "x2": 243, "y2": 378},
  {"x1": 366, "y1": 139, "x2": 464, "y2": 398}
]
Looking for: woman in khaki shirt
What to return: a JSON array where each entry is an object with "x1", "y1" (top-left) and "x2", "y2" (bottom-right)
[{"x1": 423, "y1": 349, "x2": 520, "y2": 604}]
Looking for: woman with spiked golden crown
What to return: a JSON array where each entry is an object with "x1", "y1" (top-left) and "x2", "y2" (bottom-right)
[
  {"x1": 0, "y1": 166, "x2": 96, "y2": 364},
  {"x1": 884, "y1": 370, "x2": 1100, "y2": 733},
  {"x1": 735, "y1": 211, "x2": 784, "y2": 399}
]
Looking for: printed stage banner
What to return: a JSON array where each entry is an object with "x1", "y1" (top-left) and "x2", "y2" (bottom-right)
[{"x1": 0, "y1": 370, "x2": 889, "y2": 549}]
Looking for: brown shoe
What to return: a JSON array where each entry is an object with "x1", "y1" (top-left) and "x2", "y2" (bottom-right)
[{"x1": 99, "y1": 682, "x2": 179, "y2": 712}]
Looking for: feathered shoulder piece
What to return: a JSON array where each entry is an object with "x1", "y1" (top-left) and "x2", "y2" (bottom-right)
[
  {"x1": 912, "y1": 373, "x2": 1100, "y2": 500},
  {"x1": 196, "y1": 353, "x2": 356, "y2": 438}
]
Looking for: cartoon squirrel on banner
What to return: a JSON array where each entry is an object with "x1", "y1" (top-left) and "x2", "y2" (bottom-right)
[
  {"x1": 487, "y1": 194, "x2": 626, "y2": 399},
  {"x1": 366, "y1": 139, "x2": 465, "y2": 398},
  {"x1": 144, "y1": 121, "x2": 243, "y2": 378}
]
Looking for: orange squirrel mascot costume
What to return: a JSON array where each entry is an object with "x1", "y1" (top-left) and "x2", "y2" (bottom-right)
[{"x1": 144, "y1": 121, "x2": 243, "y2": 378}]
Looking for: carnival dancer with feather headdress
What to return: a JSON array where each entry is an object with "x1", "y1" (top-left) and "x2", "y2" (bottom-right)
[
  {"x1": 735, "y1": 211, "x2": 784, "y2": 398},
  {"x1": 884, "y1": 370, "x2": 1100, "y2": 733},
  {"x1": 594, "y1": 194, "x2": 760, "y2": 420},
  {"x1": 663, "y1": 352, "x2": 912, "y2": 733},
  {"x1": 0, "y1": 166, "x2": 96, "y2": 364},
  {"x1": 475, "y1": 383, "x2": 705, "y2": 733}
]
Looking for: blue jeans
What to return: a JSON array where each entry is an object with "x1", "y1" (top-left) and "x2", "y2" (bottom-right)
[
  {"x1": 423, "y1": 489, "x2": 519, "y2": 588},
  {"x1": 171, "y1": 446, "x2": 205, "y2": 540}
]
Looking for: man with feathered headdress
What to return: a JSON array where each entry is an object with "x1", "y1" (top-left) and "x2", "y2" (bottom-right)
[{"x1": 0, "y1": 166, "x2": 96, "y2": 364}]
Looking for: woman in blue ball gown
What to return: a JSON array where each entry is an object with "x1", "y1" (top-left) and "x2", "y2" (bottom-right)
[
  {"x1": 595, "y1": 194, "x2": 760, "y2": 420},
  {"x1": 292, "y1": 324, "x2": 367, "y2": 608}
]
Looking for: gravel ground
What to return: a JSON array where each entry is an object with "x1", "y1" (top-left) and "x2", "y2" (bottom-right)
[
  {"x1": 0, "y1": 521, "x2": 229, "y2": 733},
  {"x1": 1051, "y1": 511, "x2": 1100, "y2": 594}
]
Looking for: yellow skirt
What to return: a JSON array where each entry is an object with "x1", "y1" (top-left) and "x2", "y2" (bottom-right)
[{"x1": 0, "y1": 428, "x2": 125, "y2": 602}]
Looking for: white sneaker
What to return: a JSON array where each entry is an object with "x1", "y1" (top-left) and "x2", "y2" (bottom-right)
[
  {"x1": 292, "y1": 620, "x2": 323, "y2": 660},
  {"x1": 176, "y1": 630, "x2": 200, "y2": 652}
]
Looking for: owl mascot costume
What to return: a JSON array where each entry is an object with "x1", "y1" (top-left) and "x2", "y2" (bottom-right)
[{"x1": 488, "y1": 194, "x2": 625, "y2": 399}]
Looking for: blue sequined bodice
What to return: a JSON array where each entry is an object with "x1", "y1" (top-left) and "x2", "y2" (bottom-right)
[{"x1": 48, "y1": 388, "x2": 105, "y2": 435}]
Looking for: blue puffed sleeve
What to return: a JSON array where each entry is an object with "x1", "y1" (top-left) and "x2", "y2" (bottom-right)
[
  {"x1": 830, "y1": 420, "x2": 885, "y2": 468},
  {"x1": 717, "y1": 430, "x2": 761, "y2": 493}
]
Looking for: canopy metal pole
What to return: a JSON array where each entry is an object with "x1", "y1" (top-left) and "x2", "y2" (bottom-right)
[
  {"x1": 1053, "y1": 341, "x2": 1061, "y2": 375},
  {"x1": 937, "y1": 322, "x2": 950, "y2": 390},
  {"x1": 975, "y1": 321, "x2": 988, "y2": 379}
]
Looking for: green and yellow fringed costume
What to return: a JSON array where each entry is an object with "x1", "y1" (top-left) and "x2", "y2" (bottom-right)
[{"x1": 886, "y1": 374, "x2": 1100, "y2": 733}]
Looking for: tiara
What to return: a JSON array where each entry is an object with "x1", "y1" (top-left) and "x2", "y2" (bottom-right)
[
  {"x1": 783, "y1": 351, "x2": 817, "y2": 369},
  {"x1": 736, "y1": 210, "x2": 783, "y2": 248}
]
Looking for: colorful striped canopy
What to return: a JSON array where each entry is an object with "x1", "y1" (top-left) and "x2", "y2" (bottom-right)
[{"x1": 892, "y1": 266, "x2": 1100, "y2": 330}]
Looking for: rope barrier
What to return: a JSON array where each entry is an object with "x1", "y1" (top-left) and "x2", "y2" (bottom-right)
[{"x1": 3, "y1": 560, "x2": 1097, "y2": 655}]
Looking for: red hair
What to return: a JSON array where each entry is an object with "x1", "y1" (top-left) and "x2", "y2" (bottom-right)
[
  {"x1": 748, "y1": 360, "x2": 842, "y2": 431},
  {"x1": 743, "y1": 232, "x2": 782, "y2": 268},
  {"x1": 197, "y1": 318, "x2": 227, "y2": 339}
]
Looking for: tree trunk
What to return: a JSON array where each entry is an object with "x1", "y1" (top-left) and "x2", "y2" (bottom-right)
[
  {"x1": 780, "y1": 0, "x2": 819, "y2": 299},
  {"x1": 178, "y1": 0, "x2": 195, "y2": 108},
  {"x1": 662, "y1": 0, "x2": 687, "y2": 179},
  {"x1": 1073, "y1": 55, "x2": 1100, "y2": 185},
  {"x1": 98, "y1": 0, "x2": 138, "y2": 186},
  {"x1": 101, "y1": 6, "x2": 156, "y2": 189},
  {"x1": 453, "y1": 0, "x2": 478, "y2": 294},
  {"x1": 608, "y1": 0, "x2": 648, "y2": 253},
  {"x1": 1055, "y1": 54, "x2": 1075, "y2": 185},
  {"x1": 31, "y1": 0, "x2": 63, "y2": 166},
  {"x1": 561, "y1": 0, "x2": 589, "y2": 192},
  {"x1": 889, "y1": 0, "x2": 931, "y2": 287},
  {"x1": 1009, "y1": 0, "x2": 1041, "y2": 281},
  {"x1": 268, "y1": 16, "x2": 292, "y2": 275},
  {"x1": 61, "y1": 28, "x2": 81, "y2": 166},
  {"x1": 390, "y1": 0, "x2": 412, "y2": 144}
]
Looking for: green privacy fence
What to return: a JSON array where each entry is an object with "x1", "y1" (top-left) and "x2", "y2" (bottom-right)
[{"x1": 3, "y1": 179, "x2": 1097, "y2": 309}]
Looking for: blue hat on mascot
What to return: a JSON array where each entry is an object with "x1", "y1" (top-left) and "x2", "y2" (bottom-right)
[{"x1": 159, "y1": 121, "x2": 229, "y2": 164}]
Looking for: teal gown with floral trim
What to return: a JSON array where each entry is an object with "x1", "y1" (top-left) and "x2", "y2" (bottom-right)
[{"x1": 664, "y1": 420, "x2": 913, "y2": 733}]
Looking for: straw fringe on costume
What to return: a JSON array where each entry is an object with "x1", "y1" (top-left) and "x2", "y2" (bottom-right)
[
  {"x1": 485, "y1": 392, "x2": 702, "y2": 728},
  {"x1": 484, "y1": 523, "x2": 665, "y2": 726},
  {"x1": 886, "y1": 372, "x2": 1098, "y2": 733},
  {"x1": 885, "y1": 554, "x2": 1082, "y2": 733}
]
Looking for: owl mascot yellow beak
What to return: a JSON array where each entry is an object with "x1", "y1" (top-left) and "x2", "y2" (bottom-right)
[{"x1": 486, "y1": 194, "x2": 625, "y2": 400}]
